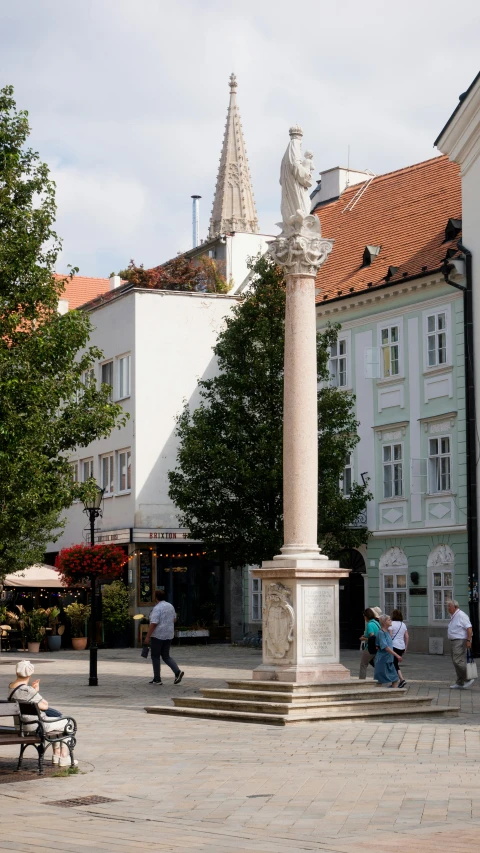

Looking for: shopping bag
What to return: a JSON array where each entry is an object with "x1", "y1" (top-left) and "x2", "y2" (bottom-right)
[{"x1": 466, "y1": 650, "x2": 478, "y2": 680}]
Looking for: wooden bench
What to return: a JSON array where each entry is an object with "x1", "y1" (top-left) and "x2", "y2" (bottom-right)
[{"x1": 0, "y1": 700, "x2": 77, "y2": 774}]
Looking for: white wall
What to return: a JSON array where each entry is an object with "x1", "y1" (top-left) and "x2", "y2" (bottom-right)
[
  {"x1": 225, "y1": 233, "x2": 272, "y2": 293},
  {"x1": 133, "y1": 290, "x2": 238, "y2": 528}
]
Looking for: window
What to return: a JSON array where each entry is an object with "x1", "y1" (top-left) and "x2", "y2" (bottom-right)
[
  {"x1": 70, "y1": 461, "x2": 79, "y2": 484},
  {"x1": 82, "y1": 368, "x2": 95, "y2": 388},
  {"x1": 340, "y1": 454, "x2": 353, "y2": 496},
  {"x1": 117, "y1": 449, "x2": 131, "y2": 493},
  {"x1": 252, "y1": 577, "x2": 262, "y2": 622},
  {"x1": 101, "y1": 361, "x2": 113, "y2": 401},
  {"x1": 329, "y1": 340, "x2": 347, "y2": 387},
  {"x1": 427, "y1": 312, "x2": 447, "y2": 367},
  {"x1": 380, "y1": 325, "x2": 399, "y2": 377},
  {"x1": 383, "y1": 572, "x2": 408, "y2": 617},
  {"x1": 428, "y1": 436, "x2": 451, "y2": 493},
  {"x1": 118, "y1": 354, "x2": 131, "y2": 399},
  {"x1": 101, "y1": 454, "x2": 114, "y2": 496},
  {"x1": 81, "y1": 458, "x2": 93, "y2": 482},
  {"x1": 433, "y1": 569, "x2": 454, "y2": 620},
  {"x1": 383, "y1": 444, "x2": 403, "y2": 498}
]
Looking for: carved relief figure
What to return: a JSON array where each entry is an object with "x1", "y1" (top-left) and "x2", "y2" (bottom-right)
[
  {"x1": 264, "y1": 583, "x2": 295, "y2": 659},
  {"x1": 380, "y1": 546, "x2": 408, "y2": 570},
  {"x1": 428, "y1": 544, "x2": 455, "y2": 566}
]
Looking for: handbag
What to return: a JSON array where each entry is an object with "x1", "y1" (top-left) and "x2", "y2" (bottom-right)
[
  {"x1": 466, "y1": 649, "x2": 478, "y2": 680},
  {"x1": 367, "y1": 634, "x2": 377, "y2": 655}
]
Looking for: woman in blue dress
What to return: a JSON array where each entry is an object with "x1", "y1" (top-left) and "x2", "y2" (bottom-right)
[{"x1": 374, "y1": 615, "x2": 402, "y2": 687}]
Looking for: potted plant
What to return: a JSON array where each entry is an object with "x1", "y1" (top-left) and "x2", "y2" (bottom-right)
[
  {"x1": 23, "y1": 608, "x2": 48, "y2": 653},
  {"x1": 102, "y1": 580, "x2": 130, "y2": 647},
  {"x1": 45, "y1": 606, "x2": 65, "y2": 651},
  {"x1": 64, "y1": 602, "x2": 91, "y2": 650}
]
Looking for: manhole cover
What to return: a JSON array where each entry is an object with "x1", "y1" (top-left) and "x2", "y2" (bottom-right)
[{"x1": 47, "y1": 795, "x2": 118, "y2": 808}]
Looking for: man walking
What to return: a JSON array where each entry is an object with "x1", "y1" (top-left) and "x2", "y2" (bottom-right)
[
  {"x1": 447, "y1": 599, "x2": 473, "y2": 689},
  {"x1": 144, "y1": 590, "x2": 184, "y2": 685}
]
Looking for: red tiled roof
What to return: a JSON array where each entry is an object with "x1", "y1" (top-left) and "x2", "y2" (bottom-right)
[
  {"x1": 55, "y1": 274, "x2": 111, "y2": 309},
  {"x1": 314, "y1": 156, "x2": 461, "y2": 303}
]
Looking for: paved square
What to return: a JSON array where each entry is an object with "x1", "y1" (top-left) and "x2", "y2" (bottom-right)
[{"x1": 1, "y1": 646, "x2": 479, "y2": 852}]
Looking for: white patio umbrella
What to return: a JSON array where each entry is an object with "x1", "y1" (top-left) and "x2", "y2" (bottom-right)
[{"x1": 3, "y1": 564, "x2": 64, "y2": 589}]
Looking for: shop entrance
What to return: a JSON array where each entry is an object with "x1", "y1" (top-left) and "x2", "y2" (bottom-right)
[{"x1": 338, "y1": 549, "x2": 366, "y2": 649}]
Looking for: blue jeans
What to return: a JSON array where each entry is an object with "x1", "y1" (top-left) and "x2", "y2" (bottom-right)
[{"x1": 150, "y1": 637, "x2": 179, "y2": 681}]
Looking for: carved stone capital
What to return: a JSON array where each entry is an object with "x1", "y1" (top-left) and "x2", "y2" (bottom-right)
[{"x1": 268, "y1": 212, "x2": 333, "y2": 277}]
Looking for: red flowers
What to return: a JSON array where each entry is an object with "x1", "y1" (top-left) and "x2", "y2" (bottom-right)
[{"x1": 55, "y1": 544, "x2": 127, "y2": 586}]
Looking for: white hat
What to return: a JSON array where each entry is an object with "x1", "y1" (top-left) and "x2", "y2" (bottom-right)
[
  {"x1": 371, "y1": 607, "x2": 382, "y2": 618},
  {"x1": 16, "y1": 660, "x2": 34, "y2": 678}
]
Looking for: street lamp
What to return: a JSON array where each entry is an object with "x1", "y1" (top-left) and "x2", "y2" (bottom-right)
[{"x1": 82, "y1": 483, "x2": 105, "y2": 686}]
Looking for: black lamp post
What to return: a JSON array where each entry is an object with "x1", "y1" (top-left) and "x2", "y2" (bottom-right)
[{"x1": 82, "y1": 484, "x2": 104, "y2": 686}]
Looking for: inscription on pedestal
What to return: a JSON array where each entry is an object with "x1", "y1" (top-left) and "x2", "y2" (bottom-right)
[{"x1": 302, "y1": 586, "x2": 334, "y2": 657}]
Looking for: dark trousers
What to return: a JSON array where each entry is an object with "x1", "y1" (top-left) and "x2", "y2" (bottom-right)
[
  {"x1": 393, "y1": 647, "x2": 403, "y2": 673},
  {"x1": 151, "y1": 637, "x2": 180, "y2": 681}
]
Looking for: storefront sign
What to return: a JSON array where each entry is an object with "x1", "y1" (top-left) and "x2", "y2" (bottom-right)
[
  {"x1": 95, "y1": 528, "x2": 131, "y2": 544},
  {"x1": 409, "y1": 587, "x2": 427, "y2": 596},
  {"x1": 132, "y1": 528, "x2": 200, "y2": 543}
]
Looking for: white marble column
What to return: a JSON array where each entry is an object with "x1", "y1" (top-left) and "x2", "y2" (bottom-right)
[{"x1": 252, "y1": 126, "x2": 350, "y2": 683}]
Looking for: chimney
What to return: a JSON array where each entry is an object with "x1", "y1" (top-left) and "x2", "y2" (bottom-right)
[
  {"x1": 109, "y1": 274, "x2": 121, "y2": 290},
  {"x1": 310, "y1": 167, "x2": 371, "y2": 208},
  {"x1": 191, "y1": 195, "x2": 201, "y2": 248}
]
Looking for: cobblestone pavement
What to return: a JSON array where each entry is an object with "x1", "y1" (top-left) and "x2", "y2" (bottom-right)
[{"x1": 1, "y1": 646, "x2": 480, "y2": 852}]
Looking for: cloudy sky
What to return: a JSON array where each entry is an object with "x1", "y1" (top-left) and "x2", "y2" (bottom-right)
[{"x1": 2, "y1": 0, "x2": 479, "y2": 277}]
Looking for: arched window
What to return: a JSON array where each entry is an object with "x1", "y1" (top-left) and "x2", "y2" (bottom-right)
[
  {"x1": 428, "y1": 545, "x2": 454, "y2": 622},
  {"x1": 379, "y1": 546, "x2": 408, "y2": 618}
]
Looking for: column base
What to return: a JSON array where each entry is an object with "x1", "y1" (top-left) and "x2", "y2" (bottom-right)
[{"x1": 253, "y1": 663, "x2": 351, "y2": 683}]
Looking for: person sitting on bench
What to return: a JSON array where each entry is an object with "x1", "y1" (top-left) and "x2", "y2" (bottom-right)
[{"x1": 8, "y1": 660, "x2": 77, "y2": 767}]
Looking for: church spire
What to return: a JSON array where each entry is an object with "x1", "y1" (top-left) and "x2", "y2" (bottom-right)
[{"x1": 208, "y1": 74, "x2": 259, "y2": 239}]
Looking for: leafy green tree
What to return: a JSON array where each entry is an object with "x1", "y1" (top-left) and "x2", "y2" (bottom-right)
[
  {"x1": 0, "y1": 86, "x2": 126, "y2": 579},
  {"x1": 168, "y1": 256, "x2": 370, "y2": 567}
]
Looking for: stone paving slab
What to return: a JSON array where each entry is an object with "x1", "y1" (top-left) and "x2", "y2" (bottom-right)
[{"x1": 0, "y1": 646, "x2": 479, "y2": 852}]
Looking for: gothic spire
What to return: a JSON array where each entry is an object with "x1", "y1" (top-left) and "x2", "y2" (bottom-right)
[{"x1": 208, "y1": 74, "x2": 259, "y2": 239}]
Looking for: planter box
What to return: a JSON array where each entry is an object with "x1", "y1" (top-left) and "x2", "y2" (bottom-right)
[{"x1": 174, "y1": 629, "x2": 209, "y2": 645}]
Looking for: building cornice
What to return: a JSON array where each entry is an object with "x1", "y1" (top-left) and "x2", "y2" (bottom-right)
[
  {"x1": 81, "y1": 284, "x2": 240, "y2": 314},
  {"x1": 435, "y1": 73, "x2": 480, "y2": 174},
  {"x1": 371, "y1": 525, "x2": 466, "y2": 538}
]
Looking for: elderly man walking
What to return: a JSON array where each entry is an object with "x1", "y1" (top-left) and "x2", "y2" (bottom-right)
[{"x1": 447, "y1": 600, "x2": 473, "y2": 689}]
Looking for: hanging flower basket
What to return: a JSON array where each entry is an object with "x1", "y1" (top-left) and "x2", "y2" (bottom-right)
[{"x1": 55, "y1": 544, "x2": 127, "y2": 586}]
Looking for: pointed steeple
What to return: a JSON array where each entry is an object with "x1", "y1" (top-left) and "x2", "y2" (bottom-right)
[{"x1": 208, "y1": 74, "x2": 259, "y2": 239}]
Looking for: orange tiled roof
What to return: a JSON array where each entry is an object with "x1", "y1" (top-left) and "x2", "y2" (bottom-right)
[
  {"x1": 315, "y1": 156, "x2": 461, "y2": 303},
  {"x1": 55, "y1": 274, "x2": 111, "y2": 309}
]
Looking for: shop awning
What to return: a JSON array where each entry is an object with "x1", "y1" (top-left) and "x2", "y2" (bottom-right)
[{"x1": 3, "y1": 564, "x2": 64, "y2": 588}]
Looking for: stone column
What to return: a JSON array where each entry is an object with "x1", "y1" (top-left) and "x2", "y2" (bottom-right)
[{"x1": 252, "y1": 126, "x2": 350, "y2": 683}]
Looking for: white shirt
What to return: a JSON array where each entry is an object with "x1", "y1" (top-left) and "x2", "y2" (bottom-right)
[
  {"x1": 447, "y1": 608, "x2": 472, "y2": 640},
  {"x1": 149, "y1": 601, "x2": 176, "y2": 640},
  {"x1": 389, "y1": 621, "x2": 408, "y2": 650}
]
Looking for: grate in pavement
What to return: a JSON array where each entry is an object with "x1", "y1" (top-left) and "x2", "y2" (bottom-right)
[
  {"x1": 47, "y1": 795, "x2": 119, "y2": 808},
  {"x1": 247, "y1": 794, "x2": 272, "y2": 798}
]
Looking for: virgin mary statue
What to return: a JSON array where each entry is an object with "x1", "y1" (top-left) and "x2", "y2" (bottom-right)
[{"x1": 279, "y1": 125, "x2": 314, "y2": 225}]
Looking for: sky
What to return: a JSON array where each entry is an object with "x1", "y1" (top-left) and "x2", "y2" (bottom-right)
[{"x1": 1, "y1": 0, "x2": 479, "y2": 278}]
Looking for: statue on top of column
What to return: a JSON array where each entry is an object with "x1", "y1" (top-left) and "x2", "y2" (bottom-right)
[{"x1": 269, "y1": 126, "x2": 333, "y2": 277}]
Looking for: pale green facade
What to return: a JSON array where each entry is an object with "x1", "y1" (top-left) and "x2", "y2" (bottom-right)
[{"x1": 317, "y1": 274, "x2": 468, "y2": 652}]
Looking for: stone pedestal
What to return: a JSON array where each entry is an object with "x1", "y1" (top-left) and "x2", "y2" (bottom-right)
[{"x1": 252, "y1": 562, "x2": 350, "y2": 682}]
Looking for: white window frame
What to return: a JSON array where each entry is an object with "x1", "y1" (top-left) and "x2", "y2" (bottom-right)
[
  {"x1": 101, "y1": 360, "x2": 114, "y2": 401},
  {"x1": 382, "y1": 443, "x2": 403, "y2": 499},
  {"x1": 117, "y1": 449, "x2": 132, "y2": 494},
  {"x1": 428, "y1": 435, "x2": 452, "y2": 494},
  {"x1": 423, "y1": 304, "x2": 451, "y2": 370},
  {"x1": 117, "y1": 354, "x2": 131, "y2": 400},
  {"x1": 100, "y1": 453, "x2": 115, "y2": 497},
  {"x1": 340, "y1": 453, "x2": 353, "y2": 496},
  {"x1": 329, "y1": 333, "x2": 351, "y2": 388},
  {"x1": 380, "y1": 323, "x2": 400, "y2": 378},
  {"x1": 251, "y1": 577, "x2": 262, "y2": 623},
  {"x1": 81, "y1": 367, "x2": 96, "y2": 388},
  {"x1": 80, "y1": 458, "x2": 94, "y2": 483},
  {"x1": 431, "y1": 567, "x2": 454, "y2": 622},
  {"x1": 381, "y1": 570, "x2": 408, "y2": 619},
  {"x1": 70, "y1": 461, "x2": 79, "y2": 484}
]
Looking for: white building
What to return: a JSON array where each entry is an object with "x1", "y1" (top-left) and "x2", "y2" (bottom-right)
[{"x1": 48, "y1": 74, "x2": 269, "y2": 641}]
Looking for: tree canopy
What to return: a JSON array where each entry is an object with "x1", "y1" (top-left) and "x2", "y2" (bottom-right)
[
  {"x1": 168, "y1": 256, "x2": 370, "y2": 567},
  {"x1": 116, "y1": 254, "x2": 229, "y2": 293},
  {"x1": 0, "y1": 85, "x2": 126, "y2": 578}
]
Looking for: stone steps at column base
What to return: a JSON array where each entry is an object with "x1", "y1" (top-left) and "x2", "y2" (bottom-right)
[
  {"x1": 144, "y1": 702, "x2": 457, "y2": 726},
  {"x1": 226, "y1": 679, "x2": 380, "y2": 694},
  {"x1": 172, "y1": 695, "x2": 439, "y2": 715},
  {"x1": 202, "y1": 687, "x2": 404, "y2": 703}
]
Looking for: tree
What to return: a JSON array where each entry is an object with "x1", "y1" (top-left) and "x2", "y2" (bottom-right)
[
  {"x1": 168, "y1": 256, "x2": 370, "y2": 567},
  {"x1": 115, "y1": 254, "x2": 229, "y2": 293},
  {"x1": 0, "y1": 86, "x2": 126, "y2": 579}
]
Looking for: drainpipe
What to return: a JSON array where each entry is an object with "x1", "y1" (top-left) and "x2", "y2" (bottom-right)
[{"x1": 442, "y1": 243, "x2": 479, "y2": 650}]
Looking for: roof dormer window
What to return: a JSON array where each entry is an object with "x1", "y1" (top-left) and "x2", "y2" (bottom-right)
[
  {"x1": 362, "y1": 245, "x2": 381, "y2": 266},
  {"x1": 444, "y1": 218, "x2": 462, "y2": 242}
]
